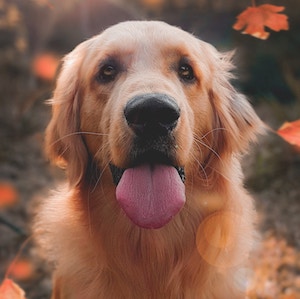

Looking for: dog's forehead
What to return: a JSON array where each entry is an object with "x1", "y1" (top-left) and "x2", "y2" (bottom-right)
[{"x1": 94, "y1": 21, "x2": 200, "y2": 56}]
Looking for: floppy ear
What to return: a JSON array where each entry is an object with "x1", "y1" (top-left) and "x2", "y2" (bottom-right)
[
  {"x1": 45, "y1": 41, "x2": 91, "y2": 186},
  {"x1": 204, "y1": 45, "x2": 265, "y2": 155}
]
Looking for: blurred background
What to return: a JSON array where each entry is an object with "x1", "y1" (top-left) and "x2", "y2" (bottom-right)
[{"x1": 0, "y1": 0, "x2": 299, "y2": 298}]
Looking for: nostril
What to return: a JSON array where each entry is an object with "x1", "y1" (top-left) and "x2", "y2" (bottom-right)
[
  {"x1": 124, "y1": 93, "x2": 180, "y2": 136},
  {"x1": 157, "y1": 107, "x2": 180, "y2": 129}
]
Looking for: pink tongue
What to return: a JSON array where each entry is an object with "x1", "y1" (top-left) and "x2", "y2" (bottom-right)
[{"x1": 116, "y1": 164, "x2": 185, "y2": 229}]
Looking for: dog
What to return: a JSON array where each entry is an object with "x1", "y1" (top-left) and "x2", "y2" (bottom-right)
[{"x1": 35, "y1": 21, "x2": 264, "y2": 298}]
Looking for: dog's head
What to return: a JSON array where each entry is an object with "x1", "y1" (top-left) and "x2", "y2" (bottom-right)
[{"x1": 46, "y1": 21, "x2": 263, "y2": 228}]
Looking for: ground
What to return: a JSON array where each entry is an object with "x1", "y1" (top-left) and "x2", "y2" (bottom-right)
[{"x1": 0, "y1": 97, "x2": 299, "y2": 298}]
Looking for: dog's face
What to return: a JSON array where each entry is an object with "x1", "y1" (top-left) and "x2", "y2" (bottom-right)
[
  {"x1": 79, "y1": 22, "x2": 215, "y2": 169},
  {"x1": 46, "y1": 21, "x2": 262, "y2": 229}
]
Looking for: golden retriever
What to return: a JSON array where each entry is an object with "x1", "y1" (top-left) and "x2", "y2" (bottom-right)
[{"x1": 35, "y1": 21, "x2": 264, "y2": 299}]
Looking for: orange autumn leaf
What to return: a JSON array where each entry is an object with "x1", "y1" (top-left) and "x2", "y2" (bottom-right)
[
  {"x1": 32, "y1": 53, "x2": 59, "y2": 81},
  {"x1": 0, "y1": 279, "x2": 26, "y2": 299},
  {"x1": 7, "y1": 259, "x2": 34, "y2": 281},
  {"x1": 277, "y1": 120, "x2": 300, "y2": 150},
  {"x1": 0, "y1": 182, "x2": 18, "y2": 208},
  {"x1": 233, "y1": 4, "x2": 289, "y2": 40}
]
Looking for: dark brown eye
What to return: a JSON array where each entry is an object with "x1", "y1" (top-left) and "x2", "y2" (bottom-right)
[
  {"x1": 97, "y1": 64, "x2": 118, "y2": 83},
  {"x1": 178, "y1": 63, "x2": 195, "y2": 82}
]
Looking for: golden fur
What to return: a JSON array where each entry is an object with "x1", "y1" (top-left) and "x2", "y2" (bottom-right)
[{"x1": 35, "y1": 21, "x2": 264, "y2": 298}]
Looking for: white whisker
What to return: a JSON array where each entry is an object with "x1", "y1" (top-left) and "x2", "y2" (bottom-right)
[
  {"x1": 91, "y1": 161, "x2": 110, "y2": 194},
  {"x1": 207, "y1": 166, "x2": 232, "y2": 183},
  {"x1": 50, "y1": 131, "x2": 108, "y2": 147},
  {"x1": 192, "y1": 155, "x2": 209, "y2": 186},
  {"x1": 193, "y1": 133, "x2": 224, "y2": 167},
  {"x1": 198, "y1": 127, "x2": 227, "y2": 141},
  {"x1": 178, "y1": 143, "x2": 209, "y2": 186}
]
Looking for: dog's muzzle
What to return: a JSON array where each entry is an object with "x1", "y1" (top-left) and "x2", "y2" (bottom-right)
[{"x1": 109, "y1": 93, "x2": 186, "y2": 229}]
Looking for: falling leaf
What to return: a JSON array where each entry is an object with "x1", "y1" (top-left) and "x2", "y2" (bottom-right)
[
  {"x1": 7, "y1": 259, "x2": 34, "y2": 281},
  {"x1": 0, "y1": 279, "x2": 26, "y2": 299},
  {"x1": 277, "y1": 120, "x2": 300, "y2": 150},
  {"x1": 233, "y1": 4, "x2": 289, "y2": 40},
  {"x1": 0, "y1": 182, "x2": 18, "y2": 208},
  {"x1": 32, "y1": 53, "x2": 60, "y2": 81}
]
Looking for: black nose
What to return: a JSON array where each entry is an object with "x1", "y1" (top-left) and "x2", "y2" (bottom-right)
[{"x1": 124, "y1": 93, "x2": 180, "y2": 136}]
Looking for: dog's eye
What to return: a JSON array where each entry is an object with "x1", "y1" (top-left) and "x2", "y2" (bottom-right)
[
  {"x1": 178, "y1": 63, "x2": 195, "y2": 82},
  {"x1": 98, "y1": 64, "x2": 118, "y2": 83}
]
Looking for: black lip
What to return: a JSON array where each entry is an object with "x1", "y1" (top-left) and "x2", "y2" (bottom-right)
[
  {"x1": 109, "y1": 163, "x2": 125, "y2": 186},
  {"x1": 130, "y1": 149, "x2": 174, "y2": 167},
  {"x1": 109, "y1": 163, "x2": 185, "y2": 186}
]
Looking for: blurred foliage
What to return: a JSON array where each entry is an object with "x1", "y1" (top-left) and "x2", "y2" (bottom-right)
[
  {"x1": 248, "y1": 234, "x2": 300, "y2": 299},
  {"x1": 243, "y1": 54, "x2": 295, "y2": 103}
]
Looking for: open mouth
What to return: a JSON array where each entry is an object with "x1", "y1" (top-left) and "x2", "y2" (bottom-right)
[
  {"x1": 109, "y1": 153, "x2": 186, "y2": 229},
  {"x1": 110, "y1": 163, "x2": 185, "y2": 186}
]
